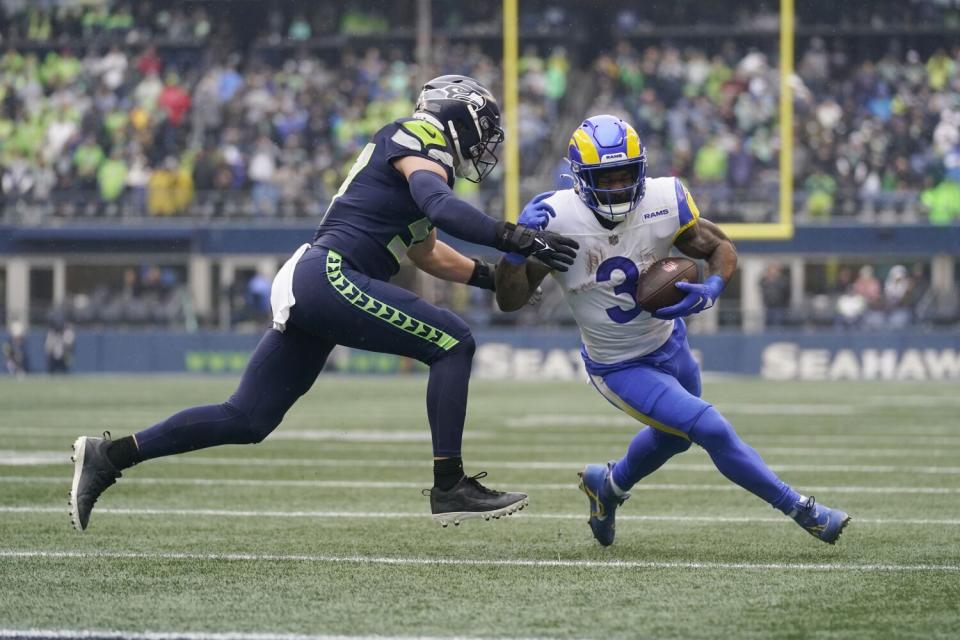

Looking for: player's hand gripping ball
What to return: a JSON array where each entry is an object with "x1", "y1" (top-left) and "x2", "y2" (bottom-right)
[
  {"x1": 635, "y1": 257, "x2": 699, "y2": 314},
  {"x1": 637, "y1": 258, "x2": 725, "y2": 319}
]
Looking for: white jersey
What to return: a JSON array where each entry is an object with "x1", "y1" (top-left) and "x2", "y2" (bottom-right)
[{"x1": 543, "y1": 177, "x2": 700, "y2": 364}]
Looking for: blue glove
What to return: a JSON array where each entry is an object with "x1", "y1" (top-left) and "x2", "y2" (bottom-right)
[
  {"x1": 652, "y1": 275, "x2": 725, "y2": 320},
  {"x1": 505, "y1": 192, "x2": 556, "y2": 264}
]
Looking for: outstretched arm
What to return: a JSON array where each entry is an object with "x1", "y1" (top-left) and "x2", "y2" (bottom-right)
[
  {"x1": 407, "y1": 229, "x2": 496, "y2": 290},
  {"x1": 392, "y1": 156, "x2": 579, "y2": 271},
  {"x1": 394, "y1": 156, "x2": 499, "y2": 245}
]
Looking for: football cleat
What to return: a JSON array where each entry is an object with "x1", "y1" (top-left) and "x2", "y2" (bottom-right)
[
  {"x1": 424, "y1": 472, "x2": 528, "y2": 527},
  {"x1": 578, "y1": 461, "x2": 629, "y2": 546},
  {"x1": 69, "y1": 432, "x2": 122, "y2": 531},
  {"x1": 789, "y1": 496, "x2": 851, "y2": 544}
]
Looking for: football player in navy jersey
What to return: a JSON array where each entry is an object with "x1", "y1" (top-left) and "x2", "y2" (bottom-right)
[{"x1": 68, "y1": 75, "x2": 580, "y2": 531}]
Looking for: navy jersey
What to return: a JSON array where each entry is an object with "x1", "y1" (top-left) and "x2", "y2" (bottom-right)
[{"x1": 313, "y1": 117, "x2": 456, "y2": 281}]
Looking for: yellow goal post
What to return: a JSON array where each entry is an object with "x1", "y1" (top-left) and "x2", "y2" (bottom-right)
[{"x1": 501, "y1": 0, "x2": 795, "y2": 240}]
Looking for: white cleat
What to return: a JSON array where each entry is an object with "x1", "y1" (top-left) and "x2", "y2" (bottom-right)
[{"x1": 430, "y1": 496, "x2": 529, "y2": 527}]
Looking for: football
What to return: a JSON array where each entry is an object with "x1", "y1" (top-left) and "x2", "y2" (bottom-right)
[{"x1": 635, "y1": 257, "x2": 700, "y2": 313}]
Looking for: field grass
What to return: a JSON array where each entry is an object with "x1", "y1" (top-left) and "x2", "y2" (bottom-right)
[{"x1": 1, "y1": 375, "x2": 959, "y2": 639}]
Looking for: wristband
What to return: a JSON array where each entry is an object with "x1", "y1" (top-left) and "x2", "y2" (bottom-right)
[{"x1": 467, "y1": 259, "x2": 496, "y2": 291}]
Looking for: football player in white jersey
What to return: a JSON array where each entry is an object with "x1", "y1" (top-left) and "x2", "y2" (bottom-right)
[{"x1": 496, "y1": 114, "x2": 851, "y2": 546}]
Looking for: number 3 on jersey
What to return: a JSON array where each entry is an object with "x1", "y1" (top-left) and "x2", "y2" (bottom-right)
[{"x1": 596, "y1": 256, "x2": 642, "y2": 323}]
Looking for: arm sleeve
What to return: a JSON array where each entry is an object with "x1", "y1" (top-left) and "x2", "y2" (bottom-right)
[{"x1": 408, "y1": 169, "x2": 499, "y2": 247}]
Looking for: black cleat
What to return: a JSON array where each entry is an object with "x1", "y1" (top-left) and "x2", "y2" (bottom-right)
[
  {"x1": 424, "y1": 472, "x2": 528, "y2": 527},
  {"x1": 69, "y1": 432, "x2": 121, "y2": 531}
]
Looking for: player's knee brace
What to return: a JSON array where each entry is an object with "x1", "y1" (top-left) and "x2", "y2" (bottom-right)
[{"x1": 688, "y1": 406, "x2": 739, "y2": 452}]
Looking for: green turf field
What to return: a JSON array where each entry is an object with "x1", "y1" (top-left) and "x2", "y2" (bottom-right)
[{"x1": 1, "y1": 375, "x2": 959, "y2": 639}]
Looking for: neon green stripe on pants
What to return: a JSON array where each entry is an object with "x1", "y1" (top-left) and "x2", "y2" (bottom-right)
[{"x1": 325, "y1": 250, "x2": 460, "y2": 351}]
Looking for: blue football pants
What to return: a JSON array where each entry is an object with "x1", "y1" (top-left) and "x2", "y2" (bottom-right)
[{"x1": 589, "y1": 335, "x2": 799, "y2": 513}]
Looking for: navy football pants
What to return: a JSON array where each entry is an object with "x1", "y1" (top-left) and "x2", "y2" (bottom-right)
[{"x1": 135, "y1": 247, "x2": 475, "y2": 459}]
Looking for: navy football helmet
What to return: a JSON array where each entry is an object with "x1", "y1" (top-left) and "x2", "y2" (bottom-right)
[{"x1": 414, "y1": 75, "x2": 504, "y2": 182}]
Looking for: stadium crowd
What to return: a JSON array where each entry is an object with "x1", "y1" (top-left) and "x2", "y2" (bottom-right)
[
  {"x1": 759, "y1": 260, "x2": 957, "y2": 329},
  {"x1": 0, "y1": 2, "x2": 567, "y2": 219},
  {"x1": 587, "y1": 38, "x2": 960, "y2": 224},
  {"x1": 1, "y1": 1, "x2": 957, "y2": 332},
  {"x1": 2, "y1": 1, "x2": 959, "y2": 224}
]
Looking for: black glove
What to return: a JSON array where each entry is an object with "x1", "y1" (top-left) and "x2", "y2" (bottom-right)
[
  {"x1": 494, "y1": 221, "x2": 579, "y2": 272},
  {"x1": 467, "y1": 259, "x2": 496, "y2": 291}
]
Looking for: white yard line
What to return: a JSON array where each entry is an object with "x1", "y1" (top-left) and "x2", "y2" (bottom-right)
[
  {"x1": 4, "y1": 452, "x2": 960, "y2": 474},
  {"x1": 2, "y1": 475, "x2": 959, "y2": 495},
  {"x1": 0, "y1": 549, "x2": 957, "y2": 573},
  {"x1": 862, "y1": 395, "x2": 960, "y2": 406},
  {"x1": 503, "y1": 406, "x2": 859, "y2": 428},
  {"x1": 5, "y1": 435, "x2": 960, "y2": 458},
  {"x1": 2, "y1": 505, "x2": 958, "y2": 526},
  {"x1": 0, "y1": 631, "x2": 536, "y2": 640},
  {"x1": 168, "y1": 458, "x2": 960, "y2": 475},
  {"x1": 10, "y1": 424, "x2": 960, "y2": 444}
]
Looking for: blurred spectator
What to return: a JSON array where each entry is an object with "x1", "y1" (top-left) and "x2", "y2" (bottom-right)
[
  {"x1": 249, "y1": 136, "x2": 280, "y2": 216},
  {"x1": 126, "y1": 153, "x2": 151, "y2": 214},
  {"x1": 136, "y1": 46, "x2": 162, "y2": 77},
  {"x1": 157, "y1": 72, "x2": 191, "y2": 126},
  {"x1": 804, "y1": 171, "x2": 838, "y2": 220},
  {"x1": 73, "y1": 136, "x2": 105, "y2": 190},
  {"x1": 3, "y1": 321, "x2": 29, "y2": 377},
  {"x1": 760, "y1": 262, "x2": 791, "y2": 327},
  {"x1": 229, "y1": 271, "x2": 271, "y2": 327},
  {"x1": 851, "y1": 265, "x2": 878, "y2": 298},
  {"x1": 882, "y1": 264, "x2": 913, "y2": 327},
  {"x1": 288, "y1": 14, "x2": 312, "y2": 41},
  {"x1": 147, "y1": 156, "x2": 193, "y2": 215},
  {"x1": 835, "y1": 286, "x2": 867, "y2": 329},
  {"x1": 44, "y1": 319, "x2": 76, "y2": 374},
  {"x1": 921, "y1": 175, "x2": 960, "y2": 225},
  {"x1": 693, "y1": 137, "x2": 728, "y2": 184},
  {"x1": 246, "y1": 272, "x2": 272, "y2": 317},
  {"x1": 98, "y1": 151, "x2": 128, "y2": 202},
  {"x1": 852, "y1": 265, "x2": 884, "y2": 323}
]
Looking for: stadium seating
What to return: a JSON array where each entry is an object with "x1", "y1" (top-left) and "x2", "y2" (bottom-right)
[{"x1": 0, "y1": 0, "x2": 957, "y2": 331}]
